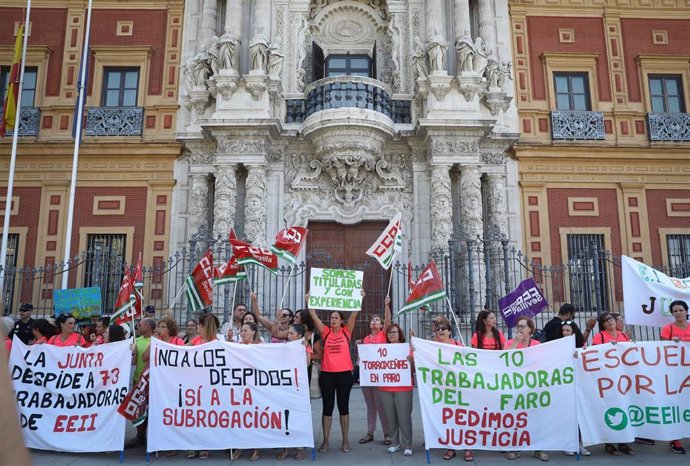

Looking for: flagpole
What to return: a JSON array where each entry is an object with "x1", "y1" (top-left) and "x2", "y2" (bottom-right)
[
  {"x1": 445, "y1": 295, "x2": 465, "y2": 346},
  {"x1": 385, "y1": 252, "x2": 398, "y2": 298},
  {"x1": 278, "y1": 264, "x2": 296, "y2": 310},
  {"x1": 168, "y1": 282, "x2": 188, "y2": 309},
  {"x1": 61, "y1": 0, "x2": 93, "y2": 289},
  {"x1": 0, "y1": 1, "x2": 32, "y2": 313}
]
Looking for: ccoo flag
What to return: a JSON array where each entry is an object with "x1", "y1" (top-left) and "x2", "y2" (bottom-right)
[
  {"x1": 230, "y1": 237, "x2": 278, "y2": 274},
  {"x1": 185, "y1": 249, "x2": 214, "y2": 312},
  {"x1": 394, "y1": 260, "x2": 446, "y2": 318},
  {"x1": 0, "y1": 24, "x2": 24, "y2": 137},
  {"x1": 366, "y1": 212, "x2": 403, "y2": 269},
  {"x1": 111, "y1": 269, "x2": 138, "y2": 325},
  {"x1": 214, "y1": 256, "x2": 247, "y2": 285},
  {"x1": 270, "y1": 226, "x2": 308, "y2": 264}
]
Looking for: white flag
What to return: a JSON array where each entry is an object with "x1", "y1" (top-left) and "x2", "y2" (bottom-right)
[{"x1": 366, "y1": 212, "x2": 403, "y2": 269}]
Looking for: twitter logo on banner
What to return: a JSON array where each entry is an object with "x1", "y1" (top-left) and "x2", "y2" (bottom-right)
[{"x1": 604, "y1": 407, "x2": 628, "y2": 431}]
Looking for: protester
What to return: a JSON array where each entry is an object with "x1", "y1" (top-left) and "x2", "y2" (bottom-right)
[
  {"x1": 31, "y1": 318, "x2": 57, "y2": 345},
  {"x1": 183, "y1": 318, "x2": 198, "y2": 344},
  {"x1": 238, "y1": 312, "x2": 265, "y2": 342},
  {"x1": 592, "y1": 312, "x2": 631, "y2": 344},
  {"x1": 543, "y1": 303, "x2": 595, "y2": 348},
  {"x1": 661, "y1": 299, "x2": 689, "y2": 454},
  {"x1": 1, "y1": 316, "x2": 13, "y2": 355},
  {"x1": 126, "y1": 317, "x2": 155, "y2": 449},
  {"x1": 558, "y1": 320, "x2": 575, "y2": 339},
  {"x1": 504, "y1": 317, "x2": 548, "y2": 461},
  {"x1": 104, "y1": 324, "x2": 126, "y2": 343},
  {"x1": 48, "y1": 314, "x2": 86, "y2": 347},
  {"x1": 155, "y1": 317, "x2": 185, "y2": 346},
  {"x1": 378, "y1": 322, "x2": 414, "y2": 456},
  {"x1": 358, "y1": 296, "x2": 392, "y2": 446},
  {"x1": 11, "y1": 303, "x2": 35, "y2": 345},
  {"x1": 294, "y1": 309, "x2": 322, "y2": 385},
  {"x1": 307, "y1": 292, "x2": 360, "y2": 454},
  {"x1": 276, "y1": 323, "x2": 311, "y2": 461},
  {"x1": 471, "y1": 310, "x2": 506, "y2": 350},
  {"x1": 221, "y1": 303, "x2": 248, "y2": 343},
  {"x1": 92, "y1": 317, "x2": 109, "y2": 345},
  {"x1": 80, "y1": 323, "x2": 95, "y2": 348},
  {"x1": 232, "y1": 321, "x2": 262, "y2": 461},
  {"x1": 143, "y1": 304, "x2": 156, "y2": 319},
  {"x1": 249, "y1": 291, "x2": 293, "y2": 342}
]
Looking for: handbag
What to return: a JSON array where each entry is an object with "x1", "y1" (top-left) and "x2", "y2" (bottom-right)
[{"x1": 309, "y1": 361, "x2": 321, "y2": 399}]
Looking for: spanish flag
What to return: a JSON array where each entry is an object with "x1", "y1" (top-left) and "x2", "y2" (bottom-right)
[{"x1": 0, "y1": 24, "x2": 24, "y2": 138}]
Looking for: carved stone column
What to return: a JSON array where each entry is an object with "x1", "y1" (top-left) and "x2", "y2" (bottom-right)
[
  {"x1": 244, "y1": 164, "x2": 268, "y2": 247},
  {"x1": 477, "y1": 0, "x2": 496, "y2": 52},
  {"x1": 201, "y1": 0, "x2": 218, "y2": 49},
  {"x1": 460, "y1": 165, "x2": 486, "y2": 313},
  {"x1": 453, "y1": 0, "x2": 471, "y2": 38},
  {"x1": 430, "y1": 164, "x2": 453, "y2": 253},
  {"x1": 425, "y1": 0, "x2": 448, "y2": 74},
  {"x1": 212, "y1": 164, "x2": 237, "y2": 239},
  {"x1": 188, "y1": 173, "x2": 210, "y2": 239},
  {"x1": 226, "y1": 0, "x2": 242, "y2": 38},
  {"x1": 485, "y1": 172, "x2": 508, "y2": 309},
  {"x1": 485, "y1": 173, "x2": 507, "y2": 234}
]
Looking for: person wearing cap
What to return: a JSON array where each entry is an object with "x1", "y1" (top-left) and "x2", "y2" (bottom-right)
[
  {"x1": 543, "y1": 303, "x2": 595, "y2": 348},
  {"x1": 143, "y1": 304, "x2": 155, "y2": 319},
  {"x1": 11, "y1": 303, "x2": 35, "y2": 345}
]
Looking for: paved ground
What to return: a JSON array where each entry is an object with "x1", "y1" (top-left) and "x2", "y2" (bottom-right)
[{"x1": 28, "y1": 387, "x2": 689, "y2": 466}]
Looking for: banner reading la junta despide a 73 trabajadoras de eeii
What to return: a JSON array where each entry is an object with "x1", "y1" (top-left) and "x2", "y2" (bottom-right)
[
  {"x1": 577, "y1": 341, "x2": 690, "y2": 445},
  {"x1": 412, "y1": 336, "x2": 578, "y2": 451},
  {"x1": 147, "y1": 338, "x2": 313, "y2": 452},
  {"x1": 9, "y1": 338, "x2": 131, "y2": 452}
]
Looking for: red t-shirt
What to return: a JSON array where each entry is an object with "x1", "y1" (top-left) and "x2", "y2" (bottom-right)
[
  {"x1": 362, "y1": 331, "x2": 387, "y2": 345},
  {"x1": 164, "y1": 336, "x2": 185, "y2": 346},
  {"x1": 48, "y1": 333, "x2": 86, "y2": 347},
  {"x1": 190, "y1": 335, "x2": 216, "y2": 346},
  {"x1": 592, "y1": 330, "x2": 631, "y2": 345},
  {"x1": 321, "y1": 326, "x2": 352, "y2": 373},
  {"x1": 470, "y1": 331, "x2": 506, "y2": 350},
  {"x1": 505, "y1": 339, "x2": 541, "y2": 349},
  {"x1": 661, "y1": 323, "x2": 690, "y2": 342}
]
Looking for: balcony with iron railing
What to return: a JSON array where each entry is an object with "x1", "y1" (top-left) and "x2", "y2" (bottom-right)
[
  {"x1": 85, "y1": 106, "x2": 144, "y2": 137},
  {"x1": 0, "y1": 107, "x2": 40, "y2": 137},
  {"x1": 647, "y1": 112, "x2": 690, "y2": 142},
  {"x1": 550, "y1": 110, "x2": 605, "y2": 141},
  {"x1": 285, "y1": 76, "x2": 411, "y2": 125}
]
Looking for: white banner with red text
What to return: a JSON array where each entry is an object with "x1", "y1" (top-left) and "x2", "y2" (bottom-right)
[
  {"x1": 358, "y1": 343, "x2": 412, "y2": 387},
  {"x1": 576, "y1": 341, "x2": 690, "y2": 445},
  {"x1": 147, "y1": 338, "x2": 313, "y2": 452},
  {"x1": 9, "y1": 338, "x2": 131, "y2": 452},
  {"x1": 412, "y1": 336, "x2": 578, "y2": 451}
]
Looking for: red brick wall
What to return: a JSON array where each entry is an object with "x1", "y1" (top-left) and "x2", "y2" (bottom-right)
[
  {"x1": 526, "y1": 16, "x2": 612, "y2": 102},
  {"x1": 620, "y1": 19, "x2": 690, "y2": 103},
  {"x1": 645, "y1": 189, "x2": 690, "y2": 265}
]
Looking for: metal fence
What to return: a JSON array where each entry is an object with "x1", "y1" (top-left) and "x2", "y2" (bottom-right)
[{"x1": 2, "y1": 231, "x2": 687, "y2": 346}]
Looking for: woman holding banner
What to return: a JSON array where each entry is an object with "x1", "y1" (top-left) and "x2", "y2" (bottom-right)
[
  {"x1": 232, "y1": 322, "x2": 262, "y2": 461},
  {"x1": 48, "y1": 314, "x2": 87, "y2": 347},
  {"x1": 661, "y1": 300, "x2": 689, "y2": 454},
  {"x1": 358, "y1": 296, "x2": 392, "y2": 446},
  {"x1": 307, "y1": 292, "x2": 360, "y2": 454},
  {"x1": 294, "y1": 309, "x2": 322, "y2": 385}
]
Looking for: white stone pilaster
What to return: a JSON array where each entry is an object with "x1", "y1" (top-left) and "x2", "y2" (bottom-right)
[
  {"x1": 244, "y1": 164, "x2": 268, "y2": 247},
  {"x1": 212, "y1": 164, "x2": 238, "y2": 239},
  {"x1": 189, "y1": 173, "x2": 210, "y2": 238},
  {"x1": 430, "y1": 164, "x2": 453, "y2": 253},
  {"x1": 460, "y1": 165, "x2": 486, "y2": 312}
]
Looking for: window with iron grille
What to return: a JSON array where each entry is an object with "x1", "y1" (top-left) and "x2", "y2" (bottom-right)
[
  {"x1": 554, "y1": 72, "x2": 591, "y2": 111},
  {"x1": 84, "y1": 234, "x2": 127, "y2": 313},
  {"x1": 566, "y1": 234, "x2": 608, "y2": 314},
  {"x1": 649, "y1": 75, "x2": 685, "y2": 113},
  {"x1": 101, "y1": 68, "x2": 139, "y2": 106},
  {"x1": 2, "y1": 233, "x2": 19, "y2": 314},
  {"x1": 667, "y1": 234, "x2": 690, "y2": 278},
  {"x1": 1, "y1": 66, "x2": 38, "y2": 107}
]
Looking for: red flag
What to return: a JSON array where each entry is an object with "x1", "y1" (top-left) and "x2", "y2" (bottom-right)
[
  {"x1": 228, "y1": 227, "x2": 237, "y2": 241},
  {"x1": 133, "y1": 252, "x2": 143, "y2": 290},
  {"x1": 214, "y1": 256, "x2": 247, "y2": 285},
  {"x1": 111, "y1": 270, "x2": 139, "y2": 325},
  {"x1": 407, "y1": 260, "x2": 415, "y2": 295},
  {"x1": 185, "y1": 249, "x2": 214, "y2": 312},
  {"x1": 117, "y1": 368, "x2": 149, "y2": 426},
  {"x1": 1, "y1": 24, "x2": 24, "y2": 137},
  {"x1": 395, "y1": 260, "x2": 446, "y2": 318},
  {"x1": 270, "y1": 226, "x2": 308, "y2": 264},
  {"x1": 230, "y1": 237, "x2": 278, "y2": 274}
]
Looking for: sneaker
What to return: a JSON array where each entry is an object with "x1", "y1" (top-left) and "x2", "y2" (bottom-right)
[
  {"x1": 579, "y1": 446, "x2": 591, "y2": 456},
  {"x1": 404, "y1": 449, "x2": 413, "y2": 456},
  {"x1": 563, "y1": 451, "x2": 575, "y2": 456},
  {"x1": 670, "y1": 441, "x2": 686, "y2": 454},
  {"x1": 387, "y1": 444, "x2": 402, "y2": 454}
]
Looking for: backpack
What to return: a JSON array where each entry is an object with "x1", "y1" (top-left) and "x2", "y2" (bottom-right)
[{"x1": 533, "y1": 328, "x2": 547, "y2": 343}]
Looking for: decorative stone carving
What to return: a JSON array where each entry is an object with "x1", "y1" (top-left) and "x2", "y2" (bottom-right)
[
  {"x1": 245, "y1": 79, "x2": 268, "y2": 100},
  {"x1": 211, "y1": 28, "x2": 241, "y2": 74},
  {"x1": 216, "y1": 139, "x2": 267, "y2": 154},
  {"x1": 249, "y1": 31, "x2": 270, "y2": 73},
  {"x1": 455, "y1": 35, "x2": 491, "y2": 76},
  {"x1": 244, "y1": 165, "x2": 268, "y2": 246},
  {"x1": 309, "y1": 0, "x2": 388, "y2": 20},
  {"x1": 213, "y1": 76, "x2": 239, "y2": 100},
  {"x1": 183, "y1": 52, "x2": 212, "y2": 91},
  {"x1": 267, "y1": 41, "x2": 284, "y2": 80},
  {"x1": 485, "y1": 174, "x2": 507, "y2": 234},
  {"x1": 388, "y1": 17, "x2": 401, "y2": 92},
  {"x1": 480, "y1": 152, "x2": 506, "y2": 165},
  {"x1": 427, "y1": 28, "x2": 448, "y2": 73},
  {"x1": 485, "y1": 59, "x2": 512, "y2": 90},
  {"x1": 187, "y1": 88, "x2": 212, "y2": 114},
  {"x1": 460, "y1": 165, "x2": 484, "y2": 240},
  {"x1": 431, "y1": 140, "x2": 479, "y2": 155},
  {"x1": 483, "y1": 91, "x2": 513, "y2": 116},
  {"x1": 189, "y1": 174, "x2": 210, "y2": 239},
  {"x1": 430, "y1": 165, "x2": 453, "y2": 253},
  {"x1": 213, "y1": 165, "x2": 237, "y2": 239},
  {"x1": 429, "y1": 80, "x2": 452, "y2": 101},
  {"x1": 457, "y1": 74, "x2": 484, "y2": 102},
  {"x1": 412, "y1": 36, "x2": 429, "y2": 80}
]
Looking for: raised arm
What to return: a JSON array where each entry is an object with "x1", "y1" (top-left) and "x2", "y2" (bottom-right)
[
  {"x1": 306, "y1": 293, "x2": 325, "y2": 334},
  {"x1": 383, "y1": 295, "x2": 392, "y2": 329},
  {"x1": 345, "y1": 289, "x2": 364, "y2": 334},
  {"x1": 251, "y1": 292, "x2": 274, "y2": 331}
]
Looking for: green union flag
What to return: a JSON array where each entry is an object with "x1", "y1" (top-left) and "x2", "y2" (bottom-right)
[
  {"x1": 366, "y1": 212, "x2": 402, "y2": 270},
  {"x1": 185, "y1": 250, "x2": 214, "y2": 312}
]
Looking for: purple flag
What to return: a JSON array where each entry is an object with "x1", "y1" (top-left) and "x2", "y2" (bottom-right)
[{"x1": 498, "y1": 277, "x2": 549, "y2": 328}]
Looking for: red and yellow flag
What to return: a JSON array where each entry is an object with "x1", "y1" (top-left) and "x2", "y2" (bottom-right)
[{"x1": 1, "y1": 24, "x2": 24, "y2": 138}]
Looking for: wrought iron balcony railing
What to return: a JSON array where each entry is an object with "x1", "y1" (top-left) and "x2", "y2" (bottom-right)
[
  {"x1": 85, "y1": 106, "x2": 143, "y2": 136},
  {"x1": 551, "y1": 111, "x2": 605, "y2": 141},
  {"x1": 1, "y1": 107, "x2": 40, "y2": 137},
  {"x1": 285, "y1": 77, "x2": 411, "y2": 124},
  {"x1": 647, "y1": 112, "x2": 690, "y2": 142}
]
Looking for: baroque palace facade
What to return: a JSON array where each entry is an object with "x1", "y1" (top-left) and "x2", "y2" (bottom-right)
[
  {"x1": 511, "y1": 0, "x2": 690, "y2": 303},
  {"x1": 0, "y1": 0, "x2": 183, "y2": 312},
  {"x1": 173, "y1": 0, "x2": 522, "y2": 307}
]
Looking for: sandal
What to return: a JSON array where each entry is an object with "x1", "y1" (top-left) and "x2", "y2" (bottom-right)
[
  {"x1": 534, "y1": 451, "x2": 549, "y2": 462},
  {"x1": 443, "y1": 450, "x2": 456, "y2": 460},
  {"x1": 464, "y1": 450, "x2": 473, "y2": 461},
  {"x1": 249, "y1": 450, "x2": 260, "y2": 461},
  {"x1": 318, "y1": 443, "x2": 329, "y2": 453},
  {"x1": 199, "y1": 451, "x2": 209, "y2": 460},
  {"x1": 231, "y1": 450, "x2": 244, "y2": 461},
  {"x1": 277, "y1": 449, "x2": 289, "y2": 461},
  {"x1": 383, "y1": 435, "x2": 392, "y2": 446},
  {"x1": 618, "y1": 444, "x2": 635, "y2": 455},
  {"x1": 605, "y1": 443, "x2": 622, "y2": 456},
  {"x1": 359, "y1": 433, "x2": 374, "y2": 444},
  {"x1": 341, "y1": 443, "x2": 351, "y2": 453},
  {"x1": 165, "y1": 450, "x2": 178, "y2": 457},
  {"x1": 186, "y1": 450, "x2": 198, "y2": 459},
  {"x1": 295, "y1": 449, "x2": 306, "y2": 461},
  {"x1": 506, "y1": 452, "x2": 521, "y2": 460}
]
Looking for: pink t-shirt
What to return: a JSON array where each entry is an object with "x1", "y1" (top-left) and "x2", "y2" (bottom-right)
[
  {"x1": 592, "y1": 330, "x2": 631, "y2": 345},
  {"x1": 190, "y1": 335, "x2": 217, "y2": 346},
  {"x1": 505, "y1": 339, "x2": 541, "y2": 349},
  {"x1": 164, "y1": 336, "x2": 185, "y2": 346},
  {"x1": 470, "y1": 331, "x2": 506, "y2": 350},
  {"x1": 362, "y1": 331, "x2": 387, "y2": 345},
  {"x1": 321, "y1": 326, "x2": 353, "y2": 373},
  {"x1": 661, "y1": 323, "x2": 690, "y2": 342},
  {"x1": 48, "y1": 333, "x2": 86, "y2": 347}
]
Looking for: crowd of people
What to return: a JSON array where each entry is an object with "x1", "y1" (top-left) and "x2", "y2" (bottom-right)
[{"x1": 1, "y1": 295, "x2": 689, "y2": 461}]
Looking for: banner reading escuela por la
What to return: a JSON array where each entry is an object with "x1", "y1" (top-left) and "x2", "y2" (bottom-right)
[
  {"x1": 147, "y1": 338, "x2": 313, "y2": 452},
  {"x1": 576, "y1": 341, "x2": 690, "y2": 445},
  {"x1": 358, "y1": 343, "x2": 412, "y2": 387},
  {"x1": 412, "y1": 336, "x2": 578, "y2": 451},
  {"x1": 10, "y1": 338, "x2": 131, "y2": 452}
]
